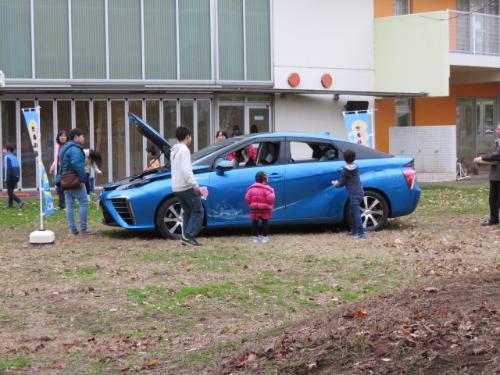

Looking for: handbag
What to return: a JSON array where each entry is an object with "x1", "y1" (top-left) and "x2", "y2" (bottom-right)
[
  {"x1": 59, "y1": 145, "x2": 82, "y2": 190},
  {"x1": 60, "y1": 170, "x2": 81, "y2": 190}
]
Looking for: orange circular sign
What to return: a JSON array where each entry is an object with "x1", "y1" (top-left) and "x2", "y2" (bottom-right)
[
  {"x1": 287, "y1": 72, "x2": 300, "y2": 88},
  {"x1": 321, "y1": 73, "x2": 333, "y2": 88}
]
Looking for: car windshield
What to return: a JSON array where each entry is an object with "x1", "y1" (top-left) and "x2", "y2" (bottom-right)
[{"x1": 192, "y1": 137, "x2": 245, "y2": 162}]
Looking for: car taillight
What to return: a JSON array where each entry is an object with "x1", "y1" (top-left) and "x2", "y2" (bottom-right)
[{"x1": 403, "y1": 169, "x2": 416, "y2": 189}]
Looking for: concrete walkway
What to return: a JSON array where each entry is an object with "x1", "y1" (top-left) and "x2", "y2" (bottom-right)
[{"x1": 420, "y1": 171, "x2": 489, "y2": 187}]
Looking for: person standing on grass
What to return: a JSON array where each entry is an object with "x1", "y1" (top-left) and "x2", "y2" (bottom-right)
[
  {"x1": 49, "y1": 130, "x2": 68, "y2": 209},
  {"x1": 56, "y1": 128, "x2": 94, "y2": 235},
  {"x1": 171, "y1": 126, "x2": 204, "y2": 247},
  {"x1": 474, "y1": 122, "x2": 500, "y2": 226},
  {"x1": 2, "y1": 144, "x2": 23, "y2": 209},
  {"x1": 332, "y1": 149, "x2": 366, "y2": 239},
  {"x1": 245, "y1": 171, "x2": 275, "y2": 244}
]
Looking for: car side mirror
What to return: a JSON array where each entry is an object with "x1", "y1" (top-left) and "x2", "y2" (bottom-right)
[{"x1": 216, "y1": 159, "x2": 234, "y2": 174}]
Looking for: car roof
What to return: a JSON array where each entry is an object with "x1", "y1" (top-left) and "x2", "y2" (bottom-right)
[{"x1": 243, "y1": 132, "x2": 343, "y2": 142}]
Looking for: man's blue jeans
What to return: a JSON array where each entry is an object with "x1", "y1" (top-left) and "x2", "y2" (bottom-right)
[
  {"x1": 64, "y1": 184, "x2": 89, "y2": 232},
  {"x1": 175, "y1": 188, "x2": 204, "y2": 239},
  {"x1": 350, "y1": 193, "x2": 364, "y2": 236}
]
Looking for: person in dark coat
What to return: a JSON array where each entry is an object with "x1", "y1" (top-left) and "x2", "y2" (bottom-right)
[
  {"x1": 245, "y1": 171, "x2": 275, "y2": 244},
  {"x1": 2, "y1": 144, "x2": 23, "y2": 208},
  {"x1": 332, "y1": 149, "x2": 366, "y2": 239},
  {"x1": 474, "y1": 123, "x2": 500, "y2": 226},
  {"x1": 56, "y1": 128, "x2": 93, "y2": 235}
]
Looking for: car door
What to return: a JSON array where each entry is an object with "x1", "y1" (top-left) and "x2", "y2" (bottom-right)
[
  {"x1": 208, "y1": 138, "x2": 286, "y2": 224},
  {"x1": 284, "y1": 138, "x2": 347, "y2": 221}
]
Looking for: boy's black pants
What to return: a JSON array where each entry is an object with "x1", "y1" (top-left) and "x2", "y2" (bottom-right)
[
  {"x1": 252, "y1": 218, "x2": 268, "y2": 237},
  {"x1": 6, "y1": 178, "x2": 21, "y2": 207}
]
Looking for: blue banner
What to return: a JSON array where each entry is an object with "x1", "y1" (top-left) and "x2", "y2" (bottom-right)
[
  {"x1": 21, "y1": 108, "x2": 55, "y2": 216},
  {"x1": 343, "y1": 111, "x2": 373, "y2": 148}
]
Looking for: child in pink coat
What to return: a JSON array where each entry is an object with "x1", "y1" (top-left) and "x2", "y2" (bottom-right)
[{"x1": 245, "y1": 171, "x2": 275, "y2": 243}]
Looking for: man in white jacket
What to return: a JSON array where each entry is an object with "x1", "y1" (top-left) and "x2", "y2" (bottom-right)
[{"x1": 171, "y1": 126, "x2": 204, "y2": 246}]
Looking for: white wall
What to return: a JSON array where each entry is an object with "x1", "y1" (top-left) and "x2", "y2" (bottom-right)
[
  {"x1": 375, "y1": 12, "x2": 450, "y2": 96},
  {"x1": 272, "y1": 0, "x2": 374, "y2": 92},
  {"x1": 272, "y1": 0, "x2": 375, "y2": 136},
  {"x1": 274, "y1": 94, "x2": 374, "y2": 139},
  {"x1": 390, "y1": 126, "x2": 457, "y2": 182}
]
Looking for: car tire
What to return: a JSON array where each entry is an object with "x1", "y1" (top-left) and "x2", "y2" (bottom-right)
[
  {"x1": 156, "y1": 197, "x2": 183, "y2": 239},
  {"x1": 344, "y1": 190, "x2": 389, "y2": 232}
]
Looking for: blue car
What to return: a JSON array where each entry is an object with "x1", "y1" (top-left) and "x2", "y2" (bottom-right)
[{"x1": 100, "y1": 113, "x2": 420, "y2": 239}]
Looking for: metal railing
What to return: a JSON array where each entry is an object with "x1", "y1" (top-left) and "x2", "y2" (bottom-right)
[{"x1": 449, "y1": 10, "x2": 500, "y2": 56}]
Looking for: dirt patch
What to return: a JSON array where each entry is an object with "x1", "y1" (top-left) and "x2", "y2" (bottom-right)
[{"x1": 219, "y1": 273, "x2": 500, "y2": 375}]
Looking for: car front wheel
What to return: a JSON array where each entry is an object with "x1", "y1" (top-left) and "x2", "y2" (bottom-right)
[
  {"x1": 344, "y1": 190, "x2": 389, "y2": 232},
  {"x1": 156, "y1": 197, "x2": 183, "y2": 239}
]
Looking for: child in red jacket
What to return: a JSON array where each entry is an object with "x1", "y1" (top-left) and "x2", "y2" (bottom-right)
[{"x1": 245, "y1": 171, "x2": 276, "y2": 243}]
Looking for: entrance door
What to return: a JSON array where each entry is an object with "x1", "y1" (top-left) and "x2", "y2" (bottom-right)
[
  {"x1": 247, "y1": 106, "x2": 270, "y2": 134},
  {"x1": 456, "y1": 99, "x2": 476, "y2": 168}
]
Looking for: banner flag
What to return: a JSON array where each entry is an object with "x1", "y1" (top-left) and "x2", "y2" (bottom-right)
[
  {"x1": 342, "y1": 111, "x2": 374, "y2": 148},
  {"x1": 21, "y1": 107, "x2": 55, "y2": 215}
]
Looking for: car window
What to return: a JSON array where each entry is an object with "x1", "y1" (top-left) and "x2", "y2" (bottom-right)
[
  {"x1": 289, "y1": 141, "x2": 339, "y2": 163},
  {"x1": 222, "y1": 141, "x2": 281, "y2": 169}
]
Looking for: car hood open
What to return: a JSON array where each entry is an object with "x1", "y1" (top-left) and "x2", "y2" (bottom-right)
[{"x1": 128, "y1": 112, "x2": 172, "y2": 157}]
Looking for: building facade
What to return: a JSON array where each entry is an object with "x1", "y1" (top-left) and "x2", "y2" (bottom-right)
[
  {"x1": 374, "y1": 0, "x2": 500, "y2": 179},
  {"x1": 1, "y1": 0, "x2": 392, "y2": 190}
]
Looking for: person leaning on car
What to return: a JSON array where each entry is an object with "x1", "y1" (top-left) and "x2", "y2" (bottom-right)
[
  {"x1": 474, "y1": 122, "x2": 500, "y2": 226},
  {"x1": 170, "y1": 126, "x2": 204, "y2": 246}
]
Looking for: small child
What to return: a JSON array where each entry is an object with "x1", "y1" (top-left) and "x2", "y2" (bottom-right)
[
  {"x1": 245, "y1": 171, "x2": 275, "y2": 243},
  {"x1": 2, "y1": 144, "x2": 23, "y2": 209},
  {"x1": 332, "y1": 149, "x2": 366, "y2": 239},
  {"x1": 83, "y1": 149, "x2": 102, "y2": 195}
]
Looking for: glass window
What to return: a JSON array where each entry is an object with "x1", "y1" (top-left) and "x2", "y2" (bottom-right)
[
  {"x1": 1, "y1": 101, "x2": 17, "y2": 190},
  {"x1": 180, "y1": 100, "x2": 194, "y2": 151},
  {"x1": 144, "y1": 0, "x2": 177, "y2": 79},
  {"x1": 109, "y1": 0, "x2": 141, "y2": 79},
  {"x1": 93, "y1": 101, "x2": 108, "y2": 185},
  {"x1": 218, "y1": 0, "x2": 244, "y2": 80},
  {"x1": 57, "y1": 100, "x2": 72, "y2": 133},
  {"x1": 245, "y1": 0, "x2": 271, "y2": 81},
  {"x1": 72, "y1": 0, "x2": 106, "y2": 79},
  {"x1": 163, "y1": 100, "x2": 177, "y2": 144},
  {"x1": 226, "y1": 141, "x2": 280, "y2": 168},
  {"x1": 395, "y1": 98, "x2": 412, "y2": 126},
  {"x1": 34, "y1": 0, "x2": 69, "y2": 79},
  {"x1": 179, "y1": 0, "x2": 211, "y2": 80},
  {"x1": 289, "y1": 141, "x2": 338, "y2": 164},
  {"x1": 249, "y1": 107, "x2": 269, "y2": 133},
  {"x1": 0, "y1": 0, "x2": 31, "y2": 78},
  {"x1": 393, "y1": 0, "x2": 410, "y2": 15},
  {"x1": 39, "y1": 100, "x2": 54, "y2": 174},
  {"x1": 197, "y1": 100, "x2": 211, "y2": 150},
  {"x1": 146, "y1": 100, "x2": 160, "y2": 147},
  {"x1": 75, "y1": 101, "x2": 90, "y2": 144},
  {"x1": 111, "y1": 101, "x2": 126, "y2": 181},
  {"x1": 219, "y1": 106, "x2": 244, "y2": 138},
  {"x1": 129, "y1": 100, "x2": 143, "y2": 174},
  {"x1": 20, "y1": 100, "x2": 36, "y2": 188}
]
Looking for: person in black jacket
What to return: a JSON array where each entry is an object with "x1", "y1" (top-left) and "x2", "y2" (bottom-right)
[
  {"x1": 3, "y1": 144, "x2": 24, "y2": 209},
  {"x1": 332, "y1": 149, "x2": 366, "y2": 239},
  {"x1": 474, "y1": 123, "x2": 500, "y2": 226}
]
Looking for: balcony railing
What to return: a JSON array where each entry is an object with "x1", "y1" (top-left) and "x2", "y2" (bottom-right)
[{"x1": 449, "y1": 10, "x2": 500, "y2": 56}]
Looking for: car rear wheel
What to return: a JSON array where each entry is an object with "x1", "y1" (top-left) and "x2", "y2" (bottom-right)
[
  {"x1": 344, "y1": 190, "x2": 389, "y2": 232},
  {"x1": 156, "y1": 197, "x2": 183, "y2": 239}
]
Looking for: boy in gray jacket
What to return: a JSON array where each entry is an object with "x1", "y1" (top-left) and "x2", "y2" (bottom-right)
[{"x1": 171, "y1": 126, "x2": 204, "y2": 246}]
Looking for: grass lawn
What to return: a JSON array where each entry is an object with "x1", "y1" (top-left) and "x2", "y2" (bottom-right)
[{"x1": 0, "y1": 185, "x2": 497, "y2": 374}]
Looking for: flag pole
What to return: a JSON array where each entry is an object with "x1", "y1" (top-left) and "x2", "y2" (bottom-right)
[{"x1": 36, "y1": 107, "x2": 44, "y2": 231}]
